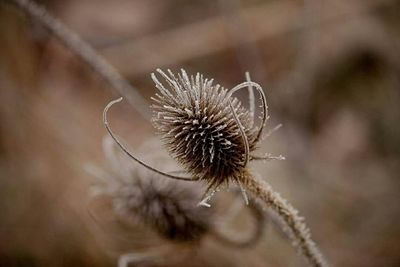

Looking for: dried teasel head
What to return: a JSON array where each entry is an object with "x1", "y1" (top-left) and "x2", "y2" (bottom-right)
[
  {"x1": 112, "y1": 174, "x2": 210, "y2": 242},
  {"x1": 90, "y1": 136, "x2": 211, "y2": 242},
  {"x1": 89, "y1": 136, "x2": 266, "y2": 248},
  {"x1": 151, "y1": 69, "x2": 268, "y2": 190}
]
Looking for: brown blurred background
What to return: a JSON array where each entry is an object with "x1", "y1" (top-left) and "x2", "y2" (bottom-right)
[{"x1": 1, "y1": 0, "x2": 400, "y2": 266}]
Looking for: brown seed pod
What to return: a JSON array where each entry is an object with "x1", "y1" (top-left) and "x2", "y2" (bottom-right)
[
  {"x1": 114, "y1": 174, "x2": 212, "y2": 242},
  {"x1": 151, "y1": 69, "x2": 267, "y2": 190},
  {"x1": 113, "y1": 171, "x2": 210, "y2": 242}
]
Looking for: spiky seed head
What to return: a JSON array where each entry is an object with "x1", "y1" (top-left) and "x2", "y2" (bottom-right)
[
  {"x1": 92, "y1": 136, "x2": 211, "y2": 242},
  {"x1": 113, "y1": 173, "x2": 210, "y2": 242},
  {"x1": 151, "y1": 69, "x2": 258, "y2": 189}
]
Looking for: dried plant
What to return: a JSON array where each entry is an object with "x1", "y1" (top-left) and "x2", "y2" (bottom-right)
[
  {"x1": 10, "y1": 1, "x2": 327, "y2": 265},
  {"x1": 103, "y1": 69, "x2": 328, "y2": 266},
  {"x1": 90, "y1": 137, "x2": 211, "y2": 243},
  {"x1": 150, "y1": 69, "x2": 268, "y2": 193}
]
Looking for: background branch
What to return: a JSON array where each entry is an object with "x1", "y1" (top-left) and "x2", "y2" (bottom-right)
[{"x1": 9, "y1": 0, "x2": 150, "y2": 119}]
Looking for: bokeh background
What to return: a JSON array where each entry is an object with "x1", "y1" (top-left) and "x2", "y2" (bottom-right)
[{"x1": 1, "y1": 0, "x2": 400, "y2": 266}]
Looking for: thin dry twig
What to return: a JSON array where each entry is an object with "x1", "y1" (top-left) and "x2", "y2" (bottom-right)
[
  {"x1": 9, "y1": 0, "x2": 150, "y2": 119},
  {"x1": 103, "y1": 97, "x2": 194, "y2": 181}
]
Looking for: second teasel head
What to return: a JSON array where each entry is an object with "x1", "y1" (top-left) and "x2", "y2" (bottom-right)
[
  {"x1": 151, "y1": 69, "x2": 267, "y2": 190},
  {"x1": 91, "y1": 136, "x2": 212, "y2": 243}
]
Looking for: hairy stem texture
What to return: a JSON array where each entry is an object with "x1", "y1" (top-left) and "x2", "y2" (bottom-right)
[{"x1": 245, "y1": 175, "x2": 328, "y2": 267}]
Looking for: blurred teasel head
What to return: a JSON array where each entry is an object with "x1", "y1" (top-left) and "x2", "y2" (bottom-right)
[{"x1": 90, "y1": 136, "x2": 211, "y2": 243}]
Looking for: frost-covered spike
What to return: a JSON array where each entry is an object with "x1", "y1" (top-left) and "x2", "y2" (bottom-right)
[
  {"x1": 239, "y1": 182, "x2": 249, "y2": 205},
  {"x1": 157, "y1": 69, "x2": 177, "y2": 88},
  {"x1": 151, "y1": 73, "x2": 176, "y2": 101},
  {"x1": 210, "y1": 145, "x2": 215, "y2": 163},
  {"x1": 184, "y1": 108, "x2": 193, "y2": 117},
  {"x1": 251, "y1": 153, "x2": 286, "y2": 161},
  {"x1": 194, "y1": 100, "x2": 200, "y2": 116},
  {"x1": 262, "y1": 123, "x2": 283, "y2": 140},
  {"x1": 197, "y1": 186, "x2": 220, "y2": 208}
]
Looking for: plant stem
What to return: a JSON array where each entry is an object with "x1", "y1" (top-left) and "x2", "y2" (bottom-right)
[
  {"x1": 9, "y1": 0, "x2": 150, "y2": 119},
  {"x1": 245, "y1": 174, "x2": 328, "y2": 267}
]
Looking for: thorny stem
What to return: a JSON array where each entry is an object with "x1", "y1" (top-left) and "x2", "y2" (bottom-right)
[
  {"x1": 10, "y1": 0, "x2": 150, "y2": 119},
  {"x1": 103, "y1": 98, "x2": 194, "y2": 181},
  {"x1": 245, "y1": 175, "x2": 328, "y2": 267}
]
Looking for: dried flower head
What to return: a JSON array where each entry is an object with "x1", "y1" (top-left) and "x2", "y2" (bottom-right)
[
  {"x1": 151, "y1": 69, "x2": 267, "y2": 190},
  {"x1": 148, "y1": 69, "x2": 327, "y2": 267},
  {"x1": 90, "y1": 136, "x2": 211, "y2": 242},
  {"x1": 101, "y1": 69, "x2": 327, "y2": 267}
]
